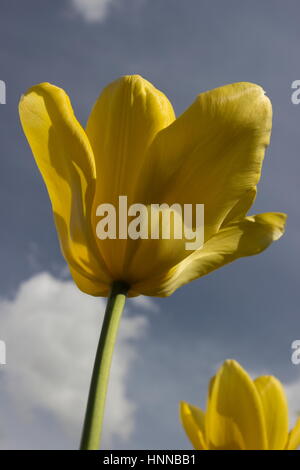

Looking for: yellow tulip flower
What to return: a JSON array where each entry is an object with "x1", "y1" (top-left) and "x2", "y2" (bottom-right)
[
  {"x1": 19, "y1": 75, "x2": 286, "y2": 298},
  {"x1": 19, "y1": 76, "x2": 287, "y2": 450},
  {"x1": 180, "y1": 360, "x2": 300, "y2": 450}
]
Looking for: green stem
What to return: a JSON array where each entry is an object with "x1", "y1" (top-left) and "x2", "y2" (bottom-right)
[{"x1": 80, "y1": 281, "x2": 129, "y2": 450}]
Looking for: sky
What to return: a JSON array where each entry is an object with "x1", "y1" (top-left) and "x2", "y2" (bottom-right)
[{"x1": 0, "y1": 0, "x2": 300, "y2": 450}]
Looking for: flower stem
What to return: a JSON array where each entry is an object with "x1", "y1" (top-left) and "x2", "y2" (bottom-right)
[{"x1": 80, "y1": 281, "x2": 129, "y2": 450}]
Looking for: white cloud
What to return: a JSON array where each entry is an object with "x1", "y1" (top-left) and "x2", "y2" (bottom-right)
[
  {"x1": 69, "y1": 0, "x2": 118, "y2": 23},
  {"x1": 68, "y1": 0, "x2": 144, "y2": 23},
  {"x1": 0, "y1": 272, "x2": 148, "y2": 449},
  {"x1": 131, "y1": 295, "x2": 160, "y2": 313}
]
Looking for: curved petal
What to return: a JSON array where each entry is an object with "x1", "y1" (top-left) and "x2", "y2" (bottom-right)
[
  {"x1": 144, "y1": 82, "x2": 272, "y2": 240},
  {"x1": 286, "y1": 418, "x2": 300, "y2": 450},
  {"x1": 19, "y1": 83, "x2": 111, "y2": 290},
  {"x1": 221, "y1": 188, "x2": 257, "y2": 227},
  {"x1": 180, "y1": 401, "x2": 207, "y2": 450},
  {"x1": 125, "y1": 205, "x2": 194, "y2": 287},
  {"x1": 205, "y1": 360, "x2": 267, "y2": 450},
  {"x1": 132, "y1": 212, "x2": 286, "y2": 296},
  {"x1": 86, "y1": 75, "x2": 175, "y2": 279},
  {"x1": 69, "y1": 265, "x2": 109, "y2": 297},
  {"x1": 254, "y1": 376, "x2": 289, "y2": 449}
]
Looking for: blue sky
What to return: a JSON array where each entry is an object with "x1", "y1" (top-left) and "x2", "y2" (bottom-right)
[{"x1": 0, "y1": 0, "x2": 300, "y2": 449}]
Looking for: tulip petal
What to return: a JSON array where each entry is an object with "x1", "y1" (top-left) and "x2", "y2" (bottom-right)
[
  {"x1": 86, "y1": 75, "x2": 175, "y2": 206},
  {"x1": 145, "y1": 82, "x2": 272, "y2": 240},
  {"x1": 254, "y1": 376, "x2": 289, "y2": 449},
  {"x1": 133, "y1": 212, "x2": 286, "y2": 296},
  {"x1": 286, "y1": 418, "x2": 300, "y2": 450},
  {"x1": 69, "y1": 265, "x2": 109, "y2": 297},
  {"x1": 86, "y1": 75, "x2": 175, "y2": 279},
  {"x1": 19, "y1": 83, "x2": 111, "y2": 292},
  {"x1": 205, "y1": 360, "x2": 267, "y2": 450},
  {"x1": 125, "y1": 205, "x2": 193, "y2": 286},
  {"x1": 180, "y1": 401, "x2": 207, "y2": 450},
  {"x1": 221, "y1": 188, "x2": 257, "y2": 227}
]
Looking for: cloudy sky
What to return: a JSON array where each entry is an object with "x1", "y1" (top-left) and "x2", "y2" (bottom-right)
[{"x1": 0, "y1": 0, "x2": 300, "y2": 449}]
